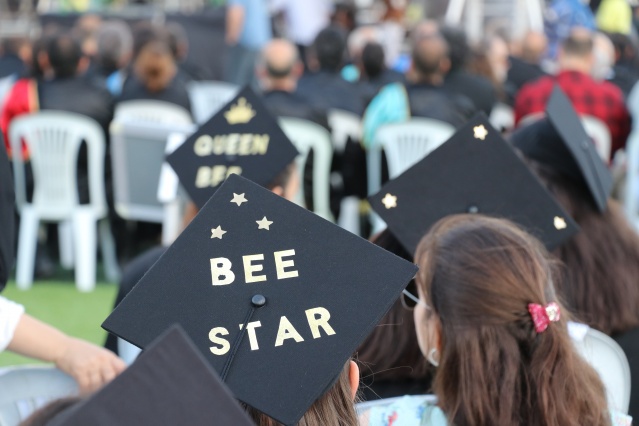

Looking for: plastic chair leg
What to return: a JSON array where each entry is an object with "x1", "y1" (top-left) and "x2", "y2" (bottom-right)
[
  {"x1": 58, "y1": 221, "x2": 74, "y2": 269},
  {"x1": 72, "y1": 211, "x2": 97, "y2": 292},
  {"x1": 15, "y1": 209, "x2": 39, "y2": 290},
  {"x1": 98, "y1": 219, "x2": 120, "y2": 283},
  {"x1": 338, "y1": 196, "x2": 361, "y2": 236}
]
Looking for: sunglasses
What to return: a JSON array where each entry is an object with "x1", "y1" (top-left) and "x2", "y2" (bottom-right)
[{"x1": 401, "y1": 288, "x2": 431, "y2": 311}]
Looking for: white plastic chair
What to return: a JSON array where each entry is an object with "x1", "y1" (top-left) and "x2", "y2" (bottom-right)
[
  {"x1": 569, "y1": 322, "x2": 631, "y2": 414},
  {"x1": 114, "y1": 100, "x2": 192, "y2": 125},
  {"x1": 278, "y1": 117, "x2": 334, "y2": 222},
  {"x1": 581, "y1": 115, "x2": 612, "y2": 162},
  {"x1": 367, "y1": 118, "x2": 455, "y2": 234},
  {"x1": 187, "y1": 81, "x2": 239, "y2": 124},
  {"x1": 10, "y1": 112, "x2": 119, "y2": 291},
  {"x1": 489, "y1": 102, "x2": 514, "y2": 132},
  {"x1": 0, "y1": 366, "x2": 77, "y2": 426},
  {"x1": 328, "y1": 109, "x2": 363, "y2": 235},
  {"x1": 110, "y1": 121, "x2": 195, "y2": 243}
]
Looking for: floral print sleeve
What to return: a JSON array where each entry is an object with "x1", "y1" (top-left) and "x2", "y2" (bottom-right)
[{"x1": 367, "y1": 396, "x2": 448, "y2": 426}]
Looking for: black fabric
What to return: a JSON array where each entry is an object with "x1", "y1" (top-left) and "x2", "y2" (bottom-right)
[
  {"x1": 369, "y1": 114, "x2": 579, "y2": 255},
  {"x1": 358, "y1": 69, "x2": 405, "y2": 106},
  {"x1": 118, "y1": 74, "x2": 192, "y2": 114},
  {"x1": 613, "y1": 327, "x2": 639, "y2": 421},
  {"x1": 53, "y1": 326, "x2": 254, "y2": 426},
  {"x1": 103, "y1": 174, "x2": 417, "y2": 426},
  {"x1": 261, "y1": 90, "x2": 329, "y2": 129},
  {"x1": 0, "y1": 54, "x2": 27, "y2": 79},
  {"x1": 178, "y1": 61, "x2": 213, "y2": 82},
  {"x1": 609, "y1": 65, "x2": 639, "y2": 99},
  {"x1": 443, "y1": 70, "x2": 497, "y2": 116},
  {"x1": 511, "y1": 86, "x2": 613, "y2": 212},
  {"x1": 405, "y1": 83, "x2": 477, "y2": 129},
  {"x1": 0, "y1": 137, "x2": 14, "y2": 290},
  {"x1": 297, "y1": 70, "x2": 365, "y2": 116},
  {"x1": 104, "y1": 245, "x2": 168, "y2": 354},
  {"x1": 167, "y1": 86, "x2": 299, "y2": 209},
  {"x1": 507, "y1": 56, "x2": 546, "y2": 94}
]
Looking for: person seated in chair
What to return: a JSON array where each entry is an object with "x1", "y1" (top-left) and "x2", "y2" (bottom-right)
[{"x1": 362, "y1": 34, "x2": 475, "y2": 148}]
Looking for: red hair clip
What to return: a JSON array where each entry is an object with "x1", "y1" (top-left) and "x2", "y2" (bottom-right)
[{"x1": 528, "y1": 302, "x2": 561, "y2": 333}]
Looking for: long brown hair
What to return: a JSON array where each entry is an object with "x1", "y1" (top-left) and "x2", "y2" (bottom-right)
[
  {"x1": 415, "y1": 215, "x2": 610, "y2": 426},
  {"x1": 245, "y1": 361, "x2": 359, "y2": 426},
  {"x1": 530, "y1": 160, "x2": 639, "y2": 335},
  {"x1": 357, "y1": 230, "x2": 431, "y2": 386}
]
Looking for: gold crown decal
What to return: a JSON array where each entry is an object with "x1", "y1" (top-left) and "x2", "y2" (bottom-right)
[{"x1": 224, "y1": 97, "x2": 256, "y2": 125}]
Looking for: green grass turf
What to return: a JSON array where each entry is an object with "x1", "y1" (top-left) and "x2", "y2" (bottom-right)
[{"x1": 0, "y1": 279, "x2": 118, "y2": 367}]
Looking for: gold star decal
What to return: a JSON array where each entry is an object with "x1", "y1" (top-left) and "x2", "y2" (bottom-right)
[
  {"x1": 381, "y1": 193, "x2": 397, "y2": 209},
  {"x1": 230, "y1": 193, "x2": 248, "y2": 206},
  {"x1": 256, "y1": 217, "x2": 273, "y2": 230},
  {"x1": 554, "y1": 216, "x2": 567, "y2": 230},
  {"x1": 473, "y1": 125, "x2": 488, "y2": 140},
  {"x1": 210, "y1": 226, "x2": 227, "y2": 239}
]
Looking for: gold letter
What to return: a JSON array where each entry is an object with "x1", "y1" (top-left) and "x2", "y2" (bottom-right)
[
  {"x1": 274, "y1": 249, "x2": 299, "y2": 280},
  {"x1": 252, "y1": 134, "x2": 269, "y2": 155},
  {"x1": 238, "y1": 321, "x2": 262, "y2": 350},
  {"x1": 195, "y1": 166, "x2": 211, "y2": 188},
  {"x1": 194, "y1": 135, "x2": 213, "y2": 156},
  {"x1": 211, "y1": 166, "x2": 227, "y2": 187},
  {"x1": 209, "y1": 327, "x2": 230, "y2": 355},
  {"x1": 227, "y1": 166, "x2": 242, "y2": 178},
  {"x1": 274, "y1": 316, "x2": 305, "y2": 347},
  {"x1": 212, "y1": 135, "x2": 226, "y2": 155},
  {"x1": 305, "y1": 307, "x2": 336, "y2": 339},
  {"x1": 226, "y1": 133, "x2": 239, "y2": 155},
  {"x1": 238, "y1": 134, "x2": 252, "y2": 155},
  {"x1": 210, "y1": 257, "x2": 235, "y2": 286},
  {"x1": 243, "y1": 254, "x2": 266, "y2": 283}
]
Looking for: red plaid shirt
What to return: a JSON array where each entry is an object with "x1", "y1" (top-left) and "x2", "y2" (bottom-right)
[{"x1": 514, "y1": 70, "x2": 631, "y2": 156}]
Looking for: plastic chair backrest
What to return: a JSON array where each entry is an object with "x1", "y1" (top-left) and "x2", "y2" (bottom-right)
[
  {"x1": 327, "y1": 108, "x2": 362, "y2": 153},
  {"x1": 367, "y1": 118, "x2": 455, "y2": 196},
  {"x1": 489, "y1": 102, "x2": 514, "y2": 132},
  {"x1": 278, "y1": 117, "x2": 334, "y2": 222},
  {"x1": 110, "y1": 121, "x2": 196, "y2": 222},
  {"x1": 581, "y1": 115, "x2": 612, "y2": 162},
  {"x1": 0, "y1": 366, "x2": 77, "y2": 426},
  {"x1": 569, "y1": 323, "x2": 631, "y2": 414},
  {"x1": 114, "y1": 100, "x2": 192, "y2": 125},
  {"x1": 9, "y1": 111, "x2": 107, "y2": 220},
  {"x1": 187, "y1": 81, "x2": 239, "y2": 124}
]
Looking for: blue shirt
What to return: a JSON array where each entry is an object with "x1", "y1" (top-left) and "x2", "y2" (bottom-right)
[{"x1": 229, "y1": 0, "x2": 272, "y2": 50}]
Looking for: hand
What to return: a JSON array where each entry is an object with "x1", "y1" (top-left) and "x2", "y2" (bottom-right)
[{"x1": 54, "y1": 337, "x2": 126, "y2": 395}]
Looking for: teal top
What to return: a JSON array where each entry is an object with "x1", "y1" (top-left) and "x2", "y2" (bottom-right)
[{"x1": 362, "y1": 82, "x2": 410, "y2": 148}]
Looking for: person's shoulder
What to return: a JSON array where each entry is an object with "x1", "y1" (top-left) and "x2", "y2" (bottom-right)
[
  {"x1": 519, "y1": 74, "x2": 553, "y2": 96},
  {"x1": 599, "y1": 80, "x2": 626, "y2": 103}
]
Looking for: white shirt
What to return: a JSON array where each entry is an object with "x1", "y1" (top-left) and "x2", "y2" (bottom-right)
[
  {"x1": 0, "y1": 296, "x2": 24, "y2": 351},
  {"x1": 270, "y1": 0, "x2": 333, "y2": 46}
]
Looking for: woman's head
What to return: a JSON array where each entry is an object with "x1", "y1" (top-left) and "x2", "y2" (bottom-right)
[
  {"x1": 133, "y1": 28, "x2": 177, "y2": 94},
  {"x1": 246, "y1": 360, "x2": 359, "y2": 426},
  {"x1": 413, "y1": 214, "x2": 610, "y2": 426}
]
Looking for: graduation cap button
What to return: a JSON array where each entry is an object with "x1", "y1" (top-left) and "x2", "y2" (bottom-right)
[{"x1": 252, "y1": 294, "x2": 267, "y2": 307}]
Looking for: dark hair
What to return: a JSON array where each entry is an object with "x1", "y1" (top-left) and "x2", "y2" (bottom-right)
[
  {"x1": 20, "y1": 397, "x2": 81, "y2": 426},
  {"x1": 440, "y1": 25, "x2": 469, "y2": 73},
  {"x1": 357, "y1": 229, "x2": 431, "y2": 385},
  {"x1": 607, "y1": 32, "x2": 638, "y2": 67},
  {"x1": 96, "y1": 20, "x2": 132, "y2": 74},
  {"x1": 415, "y1": 215, "x2": 611, "y2": 426},
  {"x1": 527, "y1": 159, "x2": 639, "y2": 335},
  {"x1": 312, "y1": 27, "x2": 346, "y2": 72},
  {"x1": 166, "y1": 22, "x2": 188, "y2": 60},
  {"x1": 361, "y1": 42, "x2": 385, "y2": 80},
  {"x1": 411, "y1": 35, "x2": 448, "y2": 77},
  {"x1": 132, "y1": 27, "x2": 176, "y2": 93},
  {"x1": 48, "y1": 33, "x2": 82, "y2": 79},
  {"x1": 561, "y1": 32, "x2": 594, "y2": 57}
]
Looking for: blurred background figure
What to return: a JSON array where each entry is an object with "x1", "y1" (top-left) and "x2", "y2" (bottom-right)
[
  {"x1": 592, "y1": 31, "x2": 615, "y2": 81},
  {"x1": 506, "y1": 31, "x2": 547, "y2": 95},
  {"x1": 92, "y1": 20, "x2": 133, "y2": 96},
  {"x1": 166, "y1": 21, "x2": 211, "y2": 82},
  {"x1": 271, "y1": 0, "x2": 333, "y2": 69},
  {"x1": 607, "y1": 32, "x2": 639, "y2": 98},
  {"x1": 119, "y1": 26, "x2": 191, "y2": 114},
  {"x1": 224, "y1": 0, "x2": 272, "y2": 88},
  {"x1": 0, "y1": 37, "x2": 31, "y2": 80}
]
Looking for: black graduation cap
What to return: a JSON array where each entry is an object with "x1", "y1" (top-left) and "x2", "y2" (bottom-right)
[
  {"x1": 0, "y1": 136, "x2": 14, "y2": 290},
  {"x1": 511, "y1": 85, "x2": 613, "y2": 212},
  {"x1": 103, "y1": 174, "x2": 417, "y2": 426},
  {"x1": 369, "y1": 113, "x2": 579, "y2": 255},
  {"x1": 166, "y1": 86, "x2": 299, "y2": 208},
  {"x1": 49, "y1": 325, "x2": 254, "y2": 426}
]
